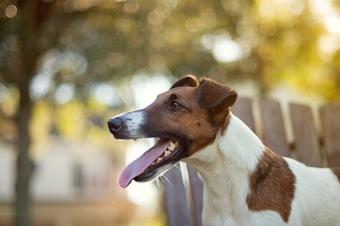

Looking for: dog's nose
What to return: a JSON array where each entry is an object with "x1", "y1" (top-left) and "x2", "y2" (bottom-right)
[{"x1": 107, "y1": 117, "x2": 123, "y2": 133}]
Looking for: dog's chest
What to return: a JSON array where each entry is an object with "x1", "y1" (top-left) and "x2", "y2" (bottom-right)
[{"x1": 200, "y1": 176, "x2": 265, "y2": 226}]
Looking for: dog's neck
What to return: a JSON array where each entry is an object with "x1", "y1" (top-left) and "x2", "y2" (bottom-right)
[{"x1": 185, "y1": 113, "x2": 265, "y2": 222}]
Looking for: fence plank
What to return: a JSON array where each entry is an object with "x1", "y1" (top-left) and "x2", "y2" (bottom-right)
[
  {"x1": 290, "y1": 103, "x2": 322, "y2": 166},
  {"x1": 233, "y1": 97, "x2": 256, "y2": 133},
  {"x1": 260, "y1": 98, "x2": 289, "y2": 156},
  {"x1": 320, "y1": 104, "x2": 340, "y2": 167},
  {"x1": 164, "y1": 168, "x2": 193, "y2": 226},
  {"x1": 187, "y1": 166, "x2": 203, "y2": 226}
]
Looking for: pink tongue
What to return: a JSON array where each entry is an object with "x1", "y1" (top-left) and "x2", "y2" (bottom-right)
[{"x1": 119, "y1": 140, "x2": 171, "y2": 188}]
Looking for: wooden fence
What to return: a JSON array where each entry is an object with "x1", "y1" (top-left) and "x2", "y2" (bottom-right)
[{"x1": 163, "y1": 97, "x2": 340, "y2": 226}]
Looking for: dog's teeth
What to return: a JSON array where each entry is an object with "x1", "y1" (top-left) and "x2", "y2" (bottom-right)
[
  {"x1": 168, "y1": 143, "x2": 175, "y2": 151},
  {"x1": 157, "y1": 157, "x2": 162, "y2": 162},
  {"x1": 164, "y1": 150, "x2": 171, "y2": 157}
]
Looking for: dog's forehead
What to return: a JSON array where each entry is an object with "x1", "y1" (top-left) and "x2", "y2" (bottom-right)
[{"x1": 157, "y1": 86, "x2": 197, "y2": 101}]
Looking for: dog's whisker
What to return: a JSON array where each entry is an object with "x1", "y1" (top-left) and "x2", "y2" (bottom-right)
[
  {"x1": 159, "y1": 175, "x2": 166, "y2": 185},
  {"x1": 156, "y1": 177, "x2": 160, "y2": 188},
  {"x1": 174, "y1": 163, "x2": 181, "y2": 171},
  {"x1": 162, "y1": 175, "x2": 173, "y2": 188}
]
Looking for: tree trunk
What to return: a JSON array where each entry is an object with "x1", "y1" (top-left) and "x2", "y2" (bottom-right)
[{"x1": 15, "y1": 84, "x2": 34, "y2": 226}]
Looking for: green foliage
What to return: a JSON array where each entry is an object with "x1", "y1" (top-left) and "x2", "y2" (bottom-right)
[{"x1": 1, "y1": 0, "x2": 339, "y2": 102}]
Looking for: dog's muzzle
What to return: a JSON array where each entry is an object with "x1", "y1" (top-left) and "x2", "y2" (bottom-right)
[{"x1": 107, "y1": 111, "x2": 146, "y2": 139}]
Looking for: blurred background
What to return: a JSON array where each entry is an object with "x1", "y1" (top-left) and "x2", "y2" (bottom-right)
[{"x1": 0, "y1": 0, "x2": 340, "y2": 226}]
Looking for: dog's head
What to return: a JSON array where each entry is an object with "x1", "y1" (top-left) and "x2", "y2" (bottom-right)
[{"x1": 108, "y1": 75, "x2": 237, "y2": 187}]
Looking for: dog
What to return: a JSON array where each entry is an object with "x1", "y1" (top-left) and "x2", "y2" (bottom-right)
[{"x1": 108, "y1": 75, "x2": 340, "y2": 226}]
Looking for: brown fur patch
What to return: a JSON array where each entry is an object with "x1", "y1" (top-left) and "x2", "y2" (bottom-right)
[
  {"x1": 143, "y1": 77, "x2": 237, "y2": 157},
  {"x1": 331, "y1": 168, "x2": 340, "y2": 182},
  {"x1": 246, "y1": 148, "x2": 296, "y2": 222},
  {"x1": 144, "y1": 86, "x2": 219, "y2": 156}
]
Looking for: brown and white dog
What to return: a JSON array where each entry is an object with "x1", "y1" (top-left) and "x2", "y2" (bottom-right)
[{"x1": 108, "y1": 75, "x2": 340, "y2": 226}]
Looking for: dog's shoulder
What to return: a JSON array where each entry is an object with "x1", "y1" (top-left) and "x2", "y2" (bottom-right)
[{"x1": 246, "y1": 147, "x2": 296, "y2": 223}]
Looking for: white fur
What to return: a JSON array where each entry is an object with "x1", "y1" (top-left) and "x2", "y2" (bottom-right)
[
  {"x1": 285, "y1": 158, "x2": 340, "y2": 226},
  {"x1": 113, "y1": 111, "x2": 145, "y2": 138},
  {"x1": 184, "y1": 113, "x2": 340, "y2": 226}
]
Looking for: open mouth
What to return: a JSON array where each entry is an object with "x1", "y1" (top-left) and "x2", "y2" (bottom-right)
[{"x1": 119, "y1": 138, "x2": 185, "y2": 188}]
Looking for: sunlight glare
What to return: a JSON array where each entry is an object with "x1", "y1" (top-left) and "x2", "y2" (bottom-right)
[
  {"x1": 30, "y1": 72, "x2": 53, "y2": 99},
  {"x1": 93, "y1": 84, "x2": 121, "y2": 106},
  {"x1": 325, "y1": 14, "x2": 340, "y2": 35},
  {"x1": 202, "y1": 34, "x2": 243, "y2": 63},
  {"x1": 55, "y1": 83, "x2": 75, "y2": 104},
  {"x1": 131, "y1": 73, "x2": 172, "y2": 108},
  {"x1": 310, "y1": 0, "x2": 340, "y2": 35}
]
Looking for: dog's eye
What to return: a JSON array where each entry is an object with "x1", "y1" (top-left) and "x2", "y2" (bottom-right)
[{"x1": 169, "y1": 100, "x2": 182, "y2": 111}]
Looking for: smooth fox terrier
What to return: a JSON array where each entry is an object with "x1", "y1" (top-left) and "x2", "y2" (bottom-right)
[{"x1": 108, "y1": 75, "x2": 340, "y2": 226}]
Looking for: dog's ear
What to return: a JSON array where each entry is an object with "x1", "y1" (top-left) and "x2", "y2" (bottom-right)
[
  {"x1": 170, "y1": 75, "x2": 199, "y2": 89},
  {"x1": 197, "y1": 78, "x2": 237, "y2": 125}
]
